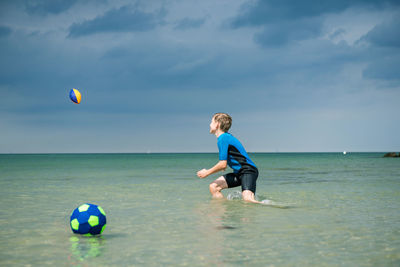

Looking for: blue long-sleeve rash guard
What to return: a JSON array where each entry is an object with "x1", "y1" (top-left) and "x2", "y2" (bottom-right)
[{"x1": 217, "y1": 132, "x2": 257, "y2": 174}]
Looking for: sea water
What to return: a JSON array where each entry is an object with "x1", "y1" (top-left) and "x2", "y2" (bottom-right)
[{"x1": 0, "y1": 153, "x2": 399, "y2": 266}]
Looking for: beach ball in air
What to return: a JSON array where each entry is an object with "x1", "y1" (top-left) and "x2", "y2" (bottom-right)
[
  {"x1": 70, "y1": 203, "x2": 106, "y2": 236},
  {"x1": 69, "y1": 88, "x2": 82, "y2": 104}
]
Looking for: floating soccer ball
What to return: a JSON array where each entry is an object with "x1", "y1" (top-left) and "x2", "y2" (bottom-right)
[
  {"x1": 69, "y1": 88, "x2": 82, "y2": 104},
  {"x1": 70, "y1": 203, "x2": 106, "y2": 236}
]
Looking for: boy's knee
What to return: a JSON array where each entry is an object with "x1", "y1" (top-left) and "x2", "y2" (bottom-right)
[{"x1": 209, "y1": 183, "x2": 220, "y2": 193}]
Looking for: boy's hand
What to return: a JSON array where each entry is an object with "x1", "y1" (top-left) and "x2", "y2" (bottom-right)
[{"x1": 197, "y1": 169, "x2": 209, "y2": 178}]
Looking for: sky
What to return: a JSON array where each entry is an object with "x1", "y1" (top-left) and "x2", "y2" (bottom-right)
[{"x1": 0, "y1": 0, "x2": 399, "y2": 153}]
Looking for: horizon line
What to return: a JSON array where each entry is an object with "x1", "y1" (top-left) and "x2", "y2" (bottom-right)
[{"x1": 0, "y1": 151, "x2": 394, "y2": 155}]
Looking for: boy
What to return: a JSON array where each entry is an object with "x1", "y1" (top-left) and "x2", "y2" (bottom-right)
[{"x1": 197, "y1": 113, "x2": 260, "y2": 203}]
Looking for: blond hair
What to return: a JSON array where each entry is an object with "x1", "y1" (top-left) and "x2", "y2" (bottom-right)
[{"x1": 213, "y1": 113, "x2": 232, "y2": 132}]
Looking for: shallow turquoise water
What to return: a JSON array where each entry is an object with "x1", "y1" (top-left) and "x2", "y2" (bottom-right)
[{"x1": 0, "y1": 153, "x2": 399, "y2": 266}]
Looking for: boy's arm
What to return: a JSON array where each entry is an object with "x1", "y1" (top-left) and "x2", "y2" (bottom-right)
[{"x1": 197, "y1": 160, "x2": 227, "y2": 178}]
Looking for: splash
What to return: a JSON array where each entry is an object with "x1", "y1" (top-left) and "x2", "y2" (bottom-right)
[
  {"x1": 226, "y1": 191, "x2": 293, "y2": 208},
  {"x1": 260, "y1": 199, "x2": 292, "y2": 208},
  {"x1": 261, "y1": 199, "x2": 273, "y2": 205},
  {"x1": 226, "y1": 191, "x2": 242, "y2": 200}
]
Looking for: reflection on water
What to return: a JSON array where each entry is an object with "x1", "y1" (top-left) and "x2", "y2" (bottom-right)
[
  {"x1": 192, "y1": 198, "x2": 259, "y2": 265},
  {"x1": 216, "y1": 225, "x2": 236, "y2": 230},
  {"x1": 192, "y1": 199, "x2": 226, "y2": 265},
  {"x1": 68, "y1": 235, "x2": 106, "y2": 264}
]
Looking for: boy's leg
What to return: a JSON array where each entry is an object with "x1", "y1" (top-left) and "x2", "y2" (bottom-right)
[
  {"x1": 241, "y1": 171, "x2": 260, "y2": 203},
  {"x1": 209, "y1": 176, "x2": 228, "y2": 199}
]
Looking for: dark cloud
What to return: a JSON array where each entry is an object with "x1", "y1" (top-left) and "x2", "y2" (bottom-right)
[
  {"x1": 358, "y1": 15, "x2": 400, "y2": 82},
  {"x1": 25, "y1": 0, "x2": 78, "y2": 15},
  {"x1": 68, "y1": 5, "x2": 166, "y2": 38},
  {"x1": 231, "y1": 0, "x2": 400, "y2": 27},
  {"x1": 231, "y1": 1, "x2": 342, "y2": 27},
  {"x1": 363, "y1": 55, "x2": 400, "y2": 81},
  {"x1": 230, "y1": 0, "x2": 400, "y2": 47},
  {"x1": 254, "y1": 17, "x2": 323, "y2": 47},
  {"x1": 359, "y1": 16, "x2": 400, "y2": 47},
  {"x1": 98, "y1": 47, "x2": 239, "y2": 96},
  {"x1": 0, "y1": 26, "x2": 12, "y2": 38},
  {"x1": 174, "y1": 17, "x2": 206, "y2": 30}
]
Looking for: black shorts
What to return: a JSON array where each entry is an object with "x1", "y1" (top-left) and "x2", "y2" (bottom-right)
[{"x1": 223, "y1": 169, "x2": 258, "y2": 193}]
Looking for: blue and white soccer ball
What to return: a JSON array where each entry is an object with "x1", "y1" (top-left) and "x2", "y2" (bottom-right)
[{"x1": 70, "y1": 203, "x2": 106, "y2": 236}]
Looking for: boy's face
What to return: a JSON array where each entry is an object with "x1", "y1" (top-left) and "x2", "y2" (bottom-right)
[{"x1": 209, "y1": 117, "x2": 219, "y2": 134}]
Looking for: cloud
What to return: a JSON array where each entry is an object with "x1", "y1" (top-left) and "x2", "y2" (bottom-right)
[
  {"x1": 1, "y1": 0, "x2": 399, "y2": 152},
  {"x1": 363, "y1": 55, "x2": 400, "y2": 81},
  {"x1": 329, "y1": 28, "x2": 346, "y2": 40},
  {"x1": 231, "y1": 0, "x2": 400, "y2": 27},
  {"x1": 229, "y1": 0, "x2": 400, "y2": 47},
  {"x1": 359, "y1": 15, "x2": 400, "y2": 47},
  {"x1": 253, "y1": 17, "x2": 323, "y2": 47},
  {"x1": 68, "y1": 5, "x2": 166, "y2": 38},
  {"x1": 0, "y1": 26, "x2": 12, "y2": 38},
  {"x1": 174, "y1": 17, "x2": 206, "y2": 30},
  {"x1": 25, "y1": 0, "x2": 78, "y2": 15},
  {"x1": 231, "y1": 0, "x2": 343, "y2": 27},
  {"x1": 357, "y1": 15, "x2": 400, "y2": 82}
]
